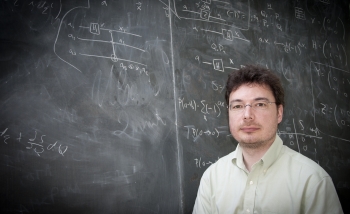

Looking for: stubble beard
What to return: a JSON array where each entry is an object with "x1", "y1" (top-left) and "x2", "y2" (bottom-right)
[
  {"x1": 238, "y1": 134, "x2": 274, "y2": 149},
  {"x1": 236, "y1": 124, "x2": 277, "y2": 149}
]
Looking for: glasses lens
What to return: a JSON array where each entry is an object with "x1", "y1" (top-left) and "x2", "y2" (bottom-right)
[
  {"x1": 230, "y1": 100, "x2": 272, "y2": 111},
  {"x1": 253, "y1": 101, "x2": 269, "y2": 110}
]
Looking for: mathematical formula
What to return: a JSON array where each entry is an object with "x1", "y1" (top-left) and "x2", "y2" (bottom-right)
[
  {"x1": 179, "y1": 97, "x2": 226, "y2": 119},
  {"x1": 1, "y1": 128, "x2": 68, "y2": 157},
  {"x1": 194, "y1": 156, "x2": 219, "y2": 168},
  {"x1": 184, "y1": 125, "x2": 229, "y2": 142}
]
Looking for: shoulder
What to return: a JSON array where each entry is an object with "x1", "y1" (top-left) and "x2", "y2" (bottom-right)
[{"x1": 280, "y1": 145, "x2": 330, "y2": 179}]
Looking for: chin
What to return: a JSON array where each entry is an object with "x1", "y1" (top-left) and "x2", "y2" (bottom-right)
[
  {"x1": 237, "y1": 135, "x2": 263, "y2": 147},
  {"x1": 239, "y1": 135, "x2": 258, "y2": 143},
  {"x1": 238, "y1": 139, "x2": 266, "y2": 148}
]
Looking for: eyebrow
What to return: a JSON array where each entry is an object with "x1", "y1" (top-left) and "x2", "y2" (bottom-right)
[{"x1": 229, "y1": 97, "x2": 270, "y2": 104}]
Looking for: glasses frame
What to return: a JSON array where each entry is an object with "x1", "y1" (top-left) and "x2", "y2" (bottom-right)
[{"x1": 229, "y1": 99, "x2": 276, "y2": 112}]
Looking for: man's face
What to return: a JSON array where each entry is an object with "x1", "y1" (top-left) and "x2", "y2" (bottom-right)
[{"x1": 228, "y1": 83, "x2": 283, "y2": 148}]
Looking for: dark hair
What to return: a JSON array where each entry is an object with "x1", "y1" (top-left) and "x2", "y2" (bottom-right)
[{"x1": 225, "y1": 65, "x2": 285, "y2": 106}]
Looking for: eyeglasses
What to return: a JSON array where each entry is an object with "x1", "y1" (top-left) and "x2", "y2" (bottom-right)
[{"x1": 229, "y1": 100, "x2": 276, "y2": 112}]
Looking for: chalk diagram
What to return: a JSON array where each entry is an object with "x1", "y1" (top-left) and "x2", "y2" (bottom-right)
[
  {"x1": 163, "y1": 0, "x2": 250, "y2": 29},
  {"x1": 54, "y1": 1, "x2": 148, "y2": 73},
  {"x1": 77, "y1": 23, "x2": 146, "y2": 66},
  {"x1": 159, "y1": 0, "x2": 250, "y2": 72},
  {"x1": 311, "y1": 62, "x2": 350, "y2": 142}
]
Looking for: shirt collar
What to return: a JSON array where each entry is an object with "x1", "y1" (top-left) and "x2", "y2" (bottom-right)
[
  {"x1": 231, "y1": 134, "x2": 283, "y2": 170},
  {"x1": 260, "y1": 134, "x2": 283, "y2": 169},
  {"x1": 232, "y1": 143, "x2": 245, "y2": 170}
]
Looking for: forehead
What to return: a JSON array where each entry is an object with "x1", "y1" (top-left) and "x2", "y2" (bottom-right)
[{"x1": 229, "y1": 83, "x2": 274, "y2": 101}]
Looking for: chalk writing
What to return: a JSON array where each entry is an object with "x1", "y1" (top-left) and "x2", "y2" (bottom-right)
[
  {"x1": 278, "y1": 118, "x2": 321, "y2": 153},
  {"x1": 54, "y1": 3, "x2": 148, "y2": 73},
  {"x1": 159, "y1": 0, "x2": 250, "y2": 30},
  {"x1": 201, "y1": 28, "x2": 250, "y2": 43},
  {"x1": 184, "y1": 125, "x2": 229, "y2": 142},
  {"x1": 77, "y1": 23, "x2": 146, "y2": 65},
  {"x1": 196, "y1": 55, "x2": 240, "y2": 72},
  {"x1": 4, "y1": 0, "x2": 62, "y2": 20},
  {"x1": 211, "y1": 81, "x2": 225, "y2": 93},
  {"x1": 1, "y1": 128, "x2": 68, "y2": 157},
  {"x1": 194, "y1": 157, "x2": 220, "y2": 168},
  {"x1": 179, "y1": 98, "x2": 226, "y2": 118},
  {"x1": 274, "y1": 40, "x2": 306, "y2": 55},
  {"x1": 136, "y1": 2, "x2": 142, "y2": 10},
  {"x1": 311, "y1": 62, "x2": 350, "y2": 142},
  {"x1": 295, "y1": 7, "x2": 306, "y2": 20}
]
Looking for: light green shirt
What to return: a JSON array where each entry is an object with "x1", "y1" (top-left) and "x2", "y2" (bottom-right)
[{"x1": 193, "y1": 135, "x2": 343, "y2": 214}]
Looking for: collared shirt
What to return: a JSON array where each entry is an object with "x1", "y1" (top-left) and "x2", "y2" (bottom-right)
[{"x1": 193, "y1": 135, "x2": 343, "y2": 214}]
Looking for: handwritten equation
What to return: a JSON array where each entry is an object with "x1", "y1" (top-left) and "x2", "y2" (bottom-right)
[
  {"x1": 184, "y1": 125, "x2": 229, "y2": 142},
  {"x1": 3, "y1": 0, "x2": 62, "y2": 18},
  {"x1": 195, "y1": 55, "x2": 242, "y2": 72},
  {"x1": 178, "y1": 97, "x2": 226, "y2": 119},
  {"x1": 257, "y1": 37, "x2": 307, "y2": 56},
  {"x1": 194, "y1": 156, "x2": 219, "y2": 168},
  {"x1": 159, "y1": 0, "x2": 250, "y2": 30},
  {"x1": 311, "y1": 62, "x2": 350, "y2": 141},
  {"x1": 1, "y1": 128, "x2": 68, "y2": 157}
]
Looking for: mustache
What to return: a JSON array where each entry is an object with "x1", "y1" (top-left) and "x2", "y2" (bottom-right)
[{"x1": 239, "y1": 122, "x2": 261, "y2": 128}]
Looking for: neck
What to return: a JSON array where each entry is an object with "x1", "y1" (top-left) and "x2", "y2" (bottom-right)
[{"x1": 241, "y1": 141, "x2": 274, "y2": 172}]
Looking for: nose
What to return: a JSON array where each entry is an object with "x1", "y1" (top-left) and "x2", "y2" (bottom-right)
[{"x1": 243, "y1": 104, "x2": 254, "y2": 120}]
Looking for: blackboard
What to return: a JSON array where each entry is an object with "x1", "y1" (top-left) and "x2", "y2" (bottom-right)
[{"x1": 0, "y1": 0, "x2": 349, "y2": 213}]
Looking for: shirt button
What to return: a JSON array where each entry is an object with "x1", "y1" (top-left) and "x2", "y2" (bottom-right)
[{"x1": 249, "y1": 181, "x2": 253, "y2": 185}]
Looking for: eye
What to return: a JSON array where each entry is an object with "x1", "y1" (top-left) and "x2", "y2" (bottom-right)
[
  {"x1": 254, "y1": 102, "x2": 268, "y2": 108},
  {"x1": 230, "y1": 104, "x2": 244, "y2": 110}
]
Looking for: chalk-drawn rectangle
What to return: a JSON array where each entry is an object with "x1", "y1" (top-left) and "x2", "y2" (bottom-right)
[
  {"x1": 90, "y1": 23, "x2": 100, "y2": 35},
  {"x1": 213, "y1": 59, "x2": 224, "y2": 72}
]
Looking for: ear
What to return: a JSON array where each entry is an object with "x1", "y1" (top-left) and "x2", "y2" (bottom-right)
[{"x1": 277, "y1": 105, "x2": 283, "y2": 124}]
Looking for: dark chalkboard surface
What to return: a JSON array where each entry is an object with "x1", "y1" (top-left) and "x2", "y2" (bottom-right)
[{"x1": 1, "y1": 0, "x2": 349, "y2": 213}]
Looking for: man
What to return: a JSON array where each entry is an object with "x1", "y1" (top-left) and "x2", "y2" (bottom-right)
[{"x1": 193, "y1": 65, "x2": 343, "y2": 214}]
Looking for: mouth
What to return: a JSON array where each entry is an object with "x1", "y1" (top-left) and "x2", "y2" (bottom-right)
[{"x1": 240, "y1": 126, "x2": 259, "y2": 133}]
